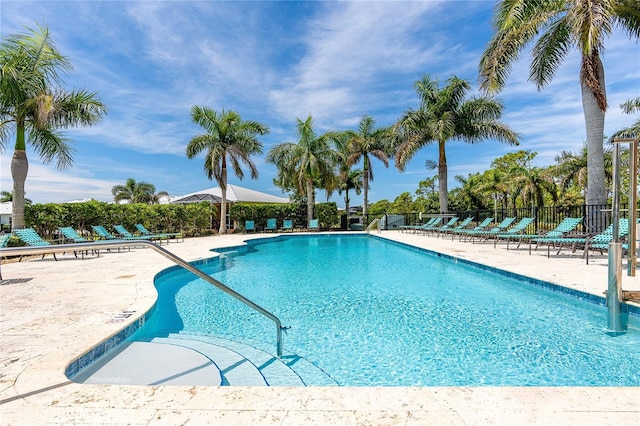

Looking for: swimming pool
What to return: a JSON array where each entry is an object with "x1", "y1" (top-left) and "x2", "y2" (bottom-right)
[{"x1": 136, "y1": 234, "x2": 640, "y2": 386}]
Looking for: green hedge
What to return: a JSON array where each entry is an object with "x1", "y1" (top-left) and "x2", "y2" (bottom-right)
[{"x1": 24, "y1": 200, "x2": 217, "y2": 240}]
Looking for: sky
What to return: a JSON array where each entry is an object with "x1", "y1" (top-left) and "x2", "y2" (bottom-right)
[{"x1": 1, "y1": 0, "x2": 639, "y2": 207}]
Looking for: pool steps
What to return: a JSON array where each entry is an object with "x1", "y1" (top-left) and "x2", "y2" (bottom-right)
[
  {"x1": 163, "y1": 334, "x2": 339, "y2": 386},
  {"x1": 73, "y1": 333, "x2": 338, "y2": 386}
]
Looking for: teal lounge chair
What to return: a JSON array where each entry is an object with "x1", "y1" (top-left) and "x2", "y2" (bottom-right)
[
  {"x1": 522, "y1": 217, "x2": 583, "y2": 254},
  {"x1": 537, "y1": 218, "x2": 634, "y2": 264},
  {"x1": 92, "y1": 225, "x2": 121, "y2": 240},
  {"x1": 426, "y1": 217, "x2": 459, "y2": 237},
  {"x1": 466, "y1": 217, "x2": 517, "y2": 243},
  {"x1": 245, "y1": 220, "x2": 255, "y2": 233},
  {"x1": 442, "y1": 216, "x2": 473, "y2": 236},
  {"x1": 401, "y1": 217, "x2": 438, "y2": 233},
  {"x1": 0, "y1": 233, "x2": 12, "y2": 279},
  {"x1": 1, "y1": 233, "x2": 12, "y2": 248},
  {"x1": 58, "y1": 227, "x2": 90, "y2": 243},
  {"x1": 13, "y1": 228, "x2": 57, "y2": 260},
  {"x1": 91, "y1": 225, "x2": 132, "y2": 252},
  {"x1": 416, "y1": 217, "x2": 443, "y2": 235},
  {"x1": 265, "y1": 218, "x2": 277, "y2": 232},
  {"x1": 490, "y1": 217, "x2": 536, "y2": 248},
  {"x1": 59, "y1": 227, "x2": 99, "y2": 257},
  {"x1": 451, "y1": 217, "x2": 493, "y2": 241},
  {"x1": 281, "y1": 219, "x2": 293, "y2": 232},
  {"x1": 134, "y1": 224, "x2": 183, "y2": 242},
  {"x1": 113, "y1": 225, "x2": 162, "y2": 244},
  {"x1": 308, "y1": 219, "x2": 319, "y2": 232}
]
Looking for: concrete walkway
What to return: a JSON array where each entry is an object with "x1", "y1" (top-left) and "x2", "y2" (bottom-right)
[{"x1": 0, "y1": 231, "x2": 638, "y2": 425}]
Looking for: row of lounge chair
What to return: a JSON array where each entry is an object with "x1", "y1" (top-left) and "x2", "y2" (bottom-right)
[
  {"x1": 1, "y1": 224, "x2": 183, "y2": 263},
  {"x1": 244, "y1": 219, "x2": 319, "y2": 233},
  {"x1": 401, "y1": 215, "x2": 638, "y2": 264}
]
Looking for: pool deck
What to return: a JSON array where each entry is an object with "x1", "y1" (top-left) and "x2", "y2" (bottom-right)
[{"x1": 1, "y1": 230, "x2": 638, "y2": 425}]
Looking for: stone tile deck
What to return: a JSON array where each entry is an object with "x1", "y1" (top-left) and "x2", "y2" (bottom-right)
[{"x1": 1, "y1": 231, "x2": 638, "y2": 425}]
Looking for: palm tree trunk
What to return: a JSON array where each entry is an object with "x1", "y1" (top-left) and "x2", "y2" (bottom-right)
[
  {"x1": 582, "y1": 63, "x2": 607, "y2": 206},
  {"x1": 11, "y1": 149, "x2": 28, "y2": 230},
  {"x1": 344, "y1": 190, "x2": 350, "y2": 224},
  {"x1": 219, "y1": 158, "x2": 228, "y2": 234},
  {"x1": 438, "y1": 141, "x2": 448, "y2": 213},
  {"x1": 363, "y1": 160, "x2": 369, "y2": 221},
  {"x1": 306, "y1": 179, "x2": 315, "y2": 222}
]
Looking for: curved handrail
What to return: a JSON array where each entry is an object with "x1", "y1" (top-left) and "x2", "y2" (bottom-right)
[
  {"x1": 366, "y1": 218, "x2": 380, "y2": 234},
  {"x1": 0, "y1": 239, "x2": 286, "y2": 357}
]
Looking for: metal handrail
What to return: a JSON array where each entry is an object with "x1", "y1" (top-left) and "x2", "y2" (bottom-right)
[
  {"x1": 0, "y1": 239, "x2": 286, "y2": 357},
  {"x1": 366, "y1": 218, "x2": 380, "y2": 234}
]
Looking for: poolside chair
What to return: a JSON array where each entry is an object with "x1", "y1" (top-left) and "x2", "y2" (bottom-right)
[
  {"x1": 134, "y1": 224, "x2": 183, "y2": 243},
  {"x1": 58, "y1": 227, "x2": 91, "y2": 243},
  {"x1": 13, "y1": 228, "x2": 57, "y2": 261},
  {"x1": 91, "y1": 225, "x2": 132, "y2": 252},
  {"x1": 308, "y1": 219, "x2": 319, "y2": 232},
  {"x1": 520, "y1": 217, "x2": 584, "y2": 254},
  {"x1": 113, "y1": 225, "x2": 163, "y2": 244},
  {"x1": 265, "y1": 218, "x2": 277, "y2": 232},
  {"x1": 431, "y1": 217, "x2": 464, "y2": 238},
  {"x1": 280, "y1": 219, "x2": 294, "y2": 232},
  {"x1": 465, "y1": 217, "x2": 517, "y2": 243},
  {"x1": 58, "y1": 227, "x2": 100, "y2": 258},
  {"x1": 450, "y1": 217, "x2": 493, "y2": 241},
  {"x1": 537, "y1": 218, "x2": 634, "y2": 264},
  {"x1": 490, "y1": 217, "x2": 536, "y2": 248},
  {"x1": 415, "y1": 217, "x2": 443, "y2": 235},
  {"x1": 440, "y1": 216, "x2": 473, "y2": 237},
  {"x1": 0, "y1": 234, "x2": 11, "y2": 280},
  {"x1": 244, "y1": 220, "x2": 255, "y2": 233},
  {"x1": 0, "y1": 233, "x2": 12, "y2": 248},
  {"x1": 400, "y1": 217, "x2": 438, "y2": 234},
  {"x1": 426, "y1": 217, "x2": 459, "y2": 237}
]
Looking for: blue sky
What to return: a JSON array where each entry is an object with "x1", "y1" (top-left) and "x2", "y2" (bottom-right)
[{"x1": 1, "y1": 1, "x2": 638, "y2": 206}]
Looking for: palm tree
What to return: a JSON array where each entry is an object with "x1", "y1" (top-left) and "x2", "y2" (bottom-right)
[
  {"x1": 512, "y1": 166, "x2": 558, "y2": 211},
  {"x1": 266, "y1": 116, "x2": 340, "y2": 222},
  {"x1": 553, "y1": 144, "x2": 613, "y2": 199},
  {"x1": 344, "y1": 115, "x2": 392, "y2": 220},
  {"x1": 395, "y1": 75, "x2": 519, "y2": 213},
  {"x1": 186, "y1": 107, "x2": 268, "y2": 234},
  {"x1": 0, "y1": 24, "x2": 107, "y2": 230},
  {"x1": 478, "y1": 0, "x2": 640, "y2": 207},
  {"x1": 338, "y1": 168, "x2": 363, "y2": 218},
  {"x1": 610, "y1": 97, "x2": 640, "y2": 141},
  {"x1": 477, "y1": 168, "x2": 511, "y2": 221},
  {"x1": 111, "y1": 178, "x2": 167, "y2": 204}
]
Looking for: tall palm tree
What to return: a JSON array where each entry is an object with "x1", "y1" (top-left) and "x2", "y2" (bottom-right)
[
  {"x1": 478, "y1": 0, "x2": 640, "y2": 207},
  {"x1": 186, "y1": 107, "x2": 268, "y2": 234},
  {"x1": 395, "y1": 75, "x2": 519, "y2": 213},
  {"x1": 111, "y1": 178, "x2": 166, "y2": 204},
  {"x1": 0, "y1": 24, "x2": 107, "y2": 230},
  {"x1": 266, "y1": 116, "x2": 340, "y2": 222},
  {"x1": 344, "y1": 115, "x2": 392, "y2": 220}
]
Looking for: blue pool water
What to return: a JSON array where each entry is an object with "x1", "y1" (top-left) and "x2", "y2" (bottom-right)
[{"x1": 137, "y1": 234, "x2": 640, "y2": 386}]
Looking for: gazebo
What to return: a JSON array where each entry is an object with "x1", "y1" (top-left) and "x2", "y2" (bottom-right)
[{"x1": 169, "y1": 184, "x2": 290, "y2": 230}]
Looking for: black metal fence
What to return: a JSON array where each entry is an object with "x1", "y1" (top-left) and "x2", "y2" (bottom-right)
[{"x1": 378, "y1": 204, "x2": 637, "y2": 234}]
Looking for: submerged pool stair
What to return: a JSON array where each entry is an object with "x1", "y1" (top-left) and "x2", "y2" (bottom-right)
[{"x1": 73, "y1": 334, "x2": 338, "y2": 387}]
